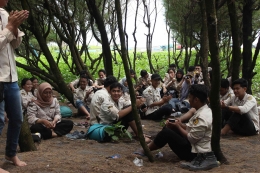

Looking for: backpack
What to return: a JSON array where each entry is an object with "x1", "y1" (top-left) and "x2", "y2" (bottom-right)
[
  {"x1": 85, "y1": 124, "x2": 111, "y2": 142},
  {"x1": 60, "y1": 106, "x2": 72, "y2": 118}
]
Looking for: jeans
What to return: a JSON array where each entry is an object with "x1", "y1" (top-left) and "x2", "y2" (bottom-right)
[
  {"x1": 169, "y1": 98, "x2": 190, "y2": 111},
  {"x1": 0, "y1": 82, "x2": 23, "y2": 157},
  {"x1": 76, "y1": 100, "x2": 90, "y2": 112}
]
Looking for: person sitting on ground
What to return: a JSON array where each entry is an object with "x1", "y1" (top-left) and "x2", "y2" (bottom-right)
[
  {"x1": 27, "y1": 82, "x2": 73, "y2": 139},
  {"x1": 194, "y1": 64, "x2": 204, "y2": 84},
  {"x1": 20, "y1": 78, "x2": 36, "y2": 113},
  {"x1": 30, "y1": 77, "x2": 39, "y2": 96},
  {"x1": 137, "y1": 70, "x2": 152, "y2": 94},
  {"x1": 169, "y1": 71, "x2": 194, "y2": 114},
  {"x1": 73, "y1": 75, "x2": 94, "y2": 119},
  {"x1": 220, "y1": 78, "x2": 234, "y2": 127},
  {"x1": 135, "y1": 84, "x2": 219, "y2": 171},
  {"x1": 97, "y1": 82, "x2": 150, "y2": 142},
  {"x1": 163, "y1": 63, "x2": 177, "y2": 82},
  {"x1": 221, "y1": 78, "x2": 259, "y2": 136},
  {"x1": 89, "y1": 75, "x2": 118, "y2": 125},
  {"x1": 163, "y1": 68, "x2": 178, "y2": 98},
  {"x1": 93, "y1": 69, "x2": 107, "y2": 90},
  {"x1": 142, "y1": 74, "x2": 173, "y2": 120},
  {"x1": 119, "y1": 69, "x2": 136, "y2": 101},
  {"x1": 69, "y1": 71, "x2": 93, "y2": 92}
]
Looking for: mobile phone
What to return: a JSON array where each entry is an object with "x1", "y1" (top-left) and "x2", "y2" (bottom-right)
[{"x1": 169, "y1": 118, "x2": 175, "y2": 123}]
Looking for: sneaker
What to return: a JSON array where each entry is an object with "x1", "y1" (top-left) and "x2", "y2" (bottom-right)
[
  {"x1": 180, "y1": 153, "x2": 204, "y2": 169},
  {"x1": 188, "y1": 152, "x2": 219, "y2": 171},
  {"x1": 170, "y1": 112, "x2": 182, "y2": 117}
]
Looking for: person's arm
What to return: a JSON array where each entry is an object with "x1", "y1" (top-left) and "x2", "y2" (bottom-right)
[
  {"x1": 52, "y1": 99, "x2": 61, "y2": 126},
  {"x1": 224, "y1": 97, "x2": 256, "y2": 114},
  {"x1": 178, "y1": 108, "x2": 196, "y2": 122}
]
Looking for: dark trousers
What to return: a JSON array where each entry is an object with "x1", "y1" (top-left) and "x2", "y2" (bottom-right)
[
  {"x1": 221, "y1": 109, "x2": 231, "y2": 128},
  {"x1": 153, "y1": 127, "x2": 196, "y2": 161},
  {"x1": 142, "y1": 104, "x2": 172, "y2": 120},
  {"x1": 227, "y1": 112, "x2": 257, "y2": 136},
  {"x1": 30, "y1": 120, "x2": 73, "y2": 139},
  {"x1": 114, "y1": 112, "x2": 134, "y2": 130}
]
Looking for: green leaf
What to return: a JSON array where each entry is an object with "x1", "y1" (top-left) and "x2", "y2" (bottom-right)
[
  {"x1": 125, "y1": 131, "x2": 132, "y2": 140},
  {"x1": 111, "y1": 135, "x2": 119, "y2": 141},
  {"x1": 104, "y1": 128, "x2": 115, "y2": 136}
]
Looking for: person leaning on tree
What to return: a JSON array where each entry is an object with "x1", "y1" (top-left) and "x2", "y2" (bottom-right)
[
  {"x1": 136, "y1": 84, "x2": 219, "y2": 171},
  {"x1": 0, "y1": 1, "x2": 29, "y2": 171},
  {"x1": 221, "y1": 78, "x2": 259, "y2": 136}
]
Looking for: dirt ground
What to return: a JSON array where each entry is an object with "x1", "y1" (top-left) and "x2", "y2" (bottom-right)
[{"x1": 0, "y1": 99, "x2": 260, "y2": 173}]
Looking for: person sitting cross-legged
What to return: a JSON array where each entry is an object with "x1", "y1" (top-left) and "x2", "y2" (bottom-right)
[
  {"x1": 221, "y1": 78, "x2": 259, "y2": 136},
  {"x1": 135, "y1": 84, "x2": 219, "y2": 171},
  {"x1": 142, "y1": 74, "x2": 173, "y2": 120},
  {"x1": 73, "y1": 75, "x2": 94, "y2": 119},
  {"x1": 98, "y1": 82, "x2": 150, "y2": 142},
  {"x1": 27, "y1": 83, "x2": 73, "y2": 139}
]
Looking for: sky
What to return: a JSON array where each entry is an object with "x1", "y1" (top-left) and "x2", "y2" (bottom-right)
[{"x1": 90, "y1": 0, "x2": 170, "y2": 48}]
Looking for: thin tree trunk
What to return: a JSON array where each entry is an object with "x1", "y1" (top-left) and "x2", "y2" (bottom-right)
[
  {"x1": 205, "y1": 0, "x2": 227, "y2": 163},
  {"x1": 199, "y1": 0, "x2": 210, "y2": 88},
  {"x1": 86, "y1": 0, "x2": 113, "y2": 76},
  {"x1": 242, "y1": 0, "x2": 253, "y2": 94},
  {"x1": 227, "y1": 0, "x2": 242, "y2": 82},
  {"x1": 115, "y1": 0, "x2": 154, "y2": 162}
]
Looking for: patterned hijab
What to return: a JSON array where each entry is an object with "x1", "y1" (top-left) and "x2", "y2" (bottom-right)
[{"x1": 34, "y1": 82, "x2": 53, "y2": 108}]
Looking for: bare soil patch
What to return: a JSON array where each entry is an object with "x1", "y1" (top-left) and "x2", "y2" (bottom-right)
[{"x1": 0, "y1": 94, "x2": 259, "y2": 172}]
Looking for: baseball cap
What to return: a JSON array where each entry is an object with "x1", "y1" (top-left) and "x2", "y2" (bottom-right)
[{"x1": 151, "y1": 74, "x2": 163, "y2": 81}]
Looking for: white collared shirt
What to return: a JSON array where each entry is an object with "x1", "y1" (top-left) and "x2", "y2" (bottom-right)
[{"x1": 224, "y1": 93, "x2": 259, "y2": 131}]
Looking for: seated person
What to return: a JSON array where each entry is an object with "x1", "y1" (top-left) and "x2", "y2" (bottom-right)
[
  {"x1": 30, "y1": 77, "x2": 39, "y2": 96},
  {"x1": 194, "y1": 64, "x2": 204, "y2": 84},
  {"x1": 136, "y1": 84, "x2": 218, "y2": 171},
  {"x1": 220, "y1": 79, "x2": 234, "y2": 127},
  {"x1": 137, "y1": 70, "x2": 152, "y2": 94},
  {"x1": 93, "y1": 69, "x2": 107, "y2": 90},
  {"x1": 74, "y1": 75, "x2": 94, "y2": 119},
  {"x1": 163, "y1": 63, "x2": 176, "y2": 82},
  {"x1": 20, "y1": 78, "x2": 36, "y2": 113},
  {"x1": 169, "y1": 71, "x2": 194, "y2": 113},
  {"x1": 142, "y1": 74, "x2": 172, "y2": 120},
  {"x1": 90, "y1": 75, "x2": 118, "y2": 125},
  {"x1": 163, "y1": 68, "x2": 178, "y2": 98},
  {"x1": 98, "y1": 82, "x2": 150, "y2": 142},
  {"x1": 69, "y1": 71, "x2": 93, "y2": 92},
  {"x1": 27, "y1": 82, "x2": 73, "y2": 139},
  {"x1": 175, "y1": 69, "x2": 184, "y2": 93},
  {"x1": 221, "y1": 78, "x2": 259, "y2": 136}
]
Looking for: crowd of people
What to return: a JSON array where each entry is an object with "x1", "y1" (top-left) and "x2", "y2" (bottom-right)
[{"x1": 0, "y1": 0, "x2": 259, "y2": 172}]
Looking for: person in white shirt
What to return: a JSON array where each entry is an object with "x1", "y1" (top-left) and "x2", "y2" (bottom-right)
[
  {"x1": 0, "y1": 3, "x2": 29, "y2": 169},
  {"x1": 220, "y1": 79, "x2": 234, "y2": 127},
  {"x1": 73, "y1": 75, "x2": 94, "y2": 119},
  {"x1": 136, "y1": 84, "x2": 218, "y2": 171},
  {"x1": 221, "y1": 78, "x2": 259, "y2": 136}
]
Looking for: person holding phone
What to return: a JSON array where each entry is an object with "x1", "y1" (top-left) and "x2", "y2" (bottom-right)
[
  {"x1": 135, "y1": 84, "x2": 218, "y2": 171},
  {"x1": 73, "y1": 75, "x2": 94, "y2": 119}
]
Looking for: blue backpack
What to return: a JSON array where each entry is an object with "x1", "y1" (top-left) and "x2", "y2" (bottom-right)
[
  {"x1": 86, "y1": 124, "x2": 111, "y2": 142},
  {"x1": 60, "y1": 106, "x2": 72, "y2": 118}
]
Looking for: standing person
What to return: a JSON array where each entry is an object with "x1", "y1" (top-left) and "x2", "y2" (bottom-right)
[{"x1": 0, "y1": 2, "x2": 29, "y2": 170}]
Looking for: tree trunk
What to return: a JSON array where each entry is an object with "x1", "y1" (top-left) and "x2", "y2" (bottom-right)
[
  {"x1": 199, "y1": 0, "x2": 210, "y2": 88},
  {"x1": 86, "y1": 0, "x2": 114, "y2": 76},
  {"x1": 227, "y1": 0, "x2": 242, "y2": 82},
  {"x1": 19, "y1": 115, "x2": 37, "y2": 152},
  {"x1": 115, "y1": 0, "x2": 154, "y2": 162},
  {"x1": 242, "y1": 0, "x2": 253, "y2": 94},
  {"x1": 205, "y1": 0, "x2": 227, "y2": 163}
]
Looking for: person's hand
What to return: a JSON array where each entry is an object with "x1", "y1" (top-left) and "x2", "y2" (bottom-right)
[
  {"x1": 136, "y1": 98, "x2": 145, "y2": 108},
  {"x1": 162, "y1": 94, "x2": 172, "y2": 102},
  {"x1": 7, "y1": 10, "x2": 29, "y2": 29},
  {"x1": 220, "y1": 101, "x2": 226, "y2": 108},
  {"x1": 141, "y1": 107, "x2": 147, "y2": 112},
  {"x1": 165, "y1": 119, "x2": 181, "y2": 129},
  {"x1": 42, "y1": 119, "x2": 54, "y2": 129}
]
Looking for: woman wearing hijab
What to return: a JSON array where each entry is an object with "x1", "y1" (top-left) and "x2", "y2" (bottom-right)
[{"x1": 27, "y1": 82, "x2": 73, "y2": 139}]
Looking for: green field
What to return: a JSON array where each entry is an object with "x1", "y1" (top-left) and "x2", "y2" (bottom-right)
[{"x1": 16, "y1": 49, "x2": 260, "y2": 98}]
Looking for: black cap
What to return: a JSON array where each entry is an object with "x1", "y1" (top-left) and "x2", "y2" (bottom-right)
[{"x1": 151, "y1": 74, "x2": 163, "y2": 82}]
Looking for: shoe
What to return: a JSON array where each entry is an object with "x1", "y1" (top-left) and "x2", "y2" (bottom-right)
[
  {"x1": 180, "y1": 153, "x2": 204, "y2": 169},
  {"x1": 184, "y1": 152, "x2": 219, "y2": 171}
]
